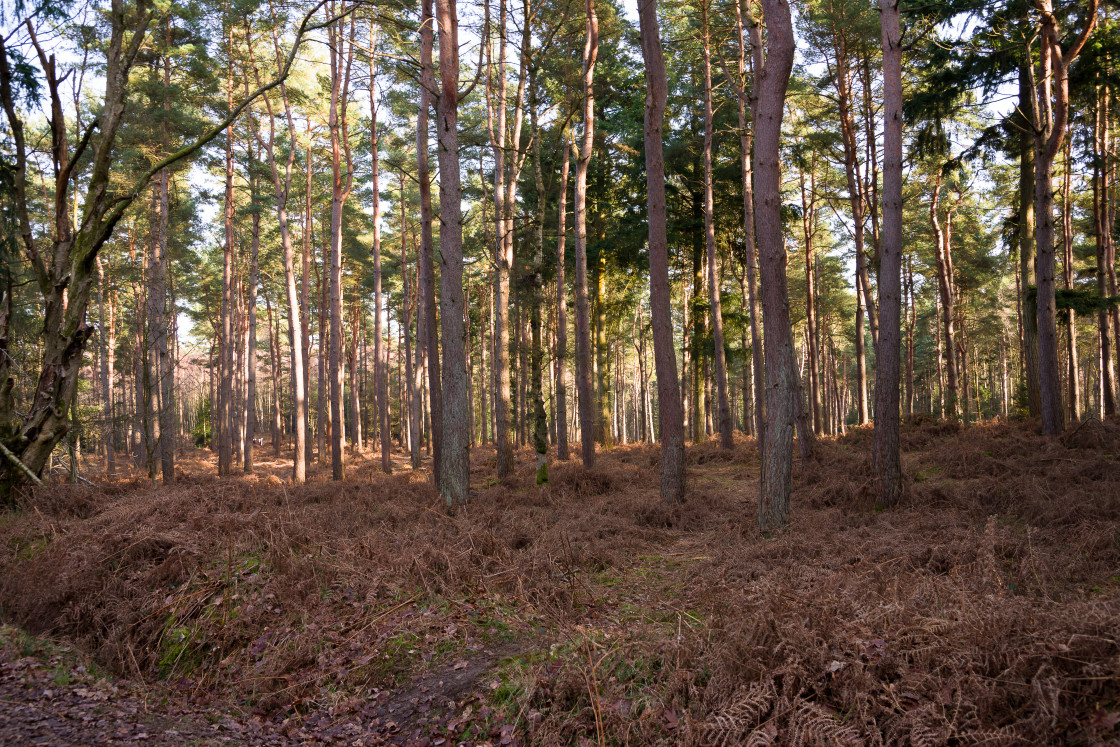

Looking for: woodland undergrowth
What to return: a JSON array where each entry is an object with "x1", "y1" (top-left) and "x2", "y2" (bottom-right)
[{"x1": 1, "y1": 419, "x2": 1119, "y2": 745}]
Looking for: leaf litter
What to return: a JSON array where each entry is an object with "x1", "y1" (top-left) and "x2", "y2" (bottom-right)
[{"x1": 0, "y1": 419, "x2": 1118, "y2": 744}]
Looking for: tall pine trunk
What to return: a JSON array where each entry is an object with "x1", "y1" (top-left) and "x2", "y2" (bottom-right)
[
  {"x1": 573, "y1": 0, "x2": 599, "y2": 468},
  {"x1": 734, "y1": 0, "x2": 765, "y2": 446},
  {"x1": 435, "y1": 0, "x2": 470, "y2": 505},
  {"x1": 1030, "y1": 0, "x2": 1095, "y2": 435},
  {"x1": 327, "y1": 11, "x2": 355, "y2": 477},
  {"x1": 555, "y1": 130, "x2": 571, "y2": 461},
  {"x1": 755, "y1": 0, "x2": 796, "y2": 533},
  {"x1": 418, "y1": 0, "x2": 443, "y2": 486},
  {"x1": 701, "y1": 0, "x2": 732, "y2": 450},
  {"x1": 874, "y1": 0, "x2": 903, "y2": 507},
  {"x1": 368, "y1": 41, "x2": 391, "y2": 473},
  {"x1": 637, "y1": 0, "x2": 685, "y2": 502},
  {"x1": 244, "y1": 143, "x2": 260, "y2": 474},
  {"x1": 529, "y1": 61, "x2": 549, "y2": 484}
]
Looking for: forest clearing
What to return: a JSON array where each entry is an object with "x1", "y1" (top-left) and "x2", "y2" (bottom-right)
[{"x1": 2, "y1": 420, "x2": 1119, "y2": 744}]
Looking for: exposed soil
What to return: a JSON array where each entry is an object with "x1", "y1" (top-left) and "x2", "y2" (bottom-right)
[{"x1": 2, "y1": 420, "x2": 1119, "y2": 745}]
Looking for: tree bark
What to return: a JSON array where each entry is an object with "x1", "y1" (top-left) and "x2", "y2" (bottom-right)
[
  {"x1": 1018, "y1": 65, "x2": 1042, "y2": 417},
  {"x1": 637, "y1": 0, "x2": 685, "y2": 502},
  {"x1": 574, "y1": 0, "x2": 599, "y2": 468},
  {"x1": 874, "y1": 0, "x2": 903, "y2": 507},
  {"x1": 250, "y1": 22, "x2": 307, "y2": 482},
  {"x1": 732, "y1": 0, "x2": 765, "y2": 446},
  {"x1": 418, "y1": 0, "x2": 443, "y2": 487},
  {"x1": 1094, "y1": 85, "x2": 1117, "y2": 416},
  {"x1": 798, "y1": 156, "x2": 822, "y2": 435},
  {"x1": 529, "y1": 58, "x2": 549, "y2": 484},
  {"x1": 327, "y1": 10, "x2": 355, "y2": 477},
  {"x1": 435, "y1": 0, "x2": 470, "y2": 505},
  {"x1": 755, "y1": 0, "x2": 796, "y2": 533},
  {"x1": 219, "y1": 35, "x2": 236, "y2": 476},
  {"x1": 367, "y1": 44, "x2": 390, "y2": 473},
  {"x1": 930, "y1": 172, "x2": 960, "y2": 419},
  {"x1": 555, "y1": 130, "x2": 571, "y2": 461},
  {"x1": 96, "y1": 257, "x2": 115, "y2": 473},
  {"x1": 701, "y1": 0, "x2": 732, "y2": 450},
  {"x1": 243, "y1": 139, "x2": 261, "y2": 474},
  {"x1": 1061, "y1": 141, "x2": 1080, "y2": 421},
  {"x1": 1030, "y1": 0, "x2": 1095, "y2": 435}
]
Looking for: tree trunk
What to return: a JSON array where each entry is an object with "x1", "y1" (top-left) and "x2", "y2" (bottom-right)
[
  {"x1": 302, "y1": 126, "x2": 314, "y2": 473},
  {"x1": 701, "y1": 0, "x2": 732, "y2": 450},
  {"x1": 930, "y1": 173, "x2": 959, "y2": 419},
  {"x1": 317, "y1": 251, "x2": 328, "y2": 464},
  {"x1": 96, "y1": 257, "x2": 115, "y2": 473},
  {"x1": 402, "y1": 174, "x2": 421, "y2": 470},
  {"x1": 243, "y1": 144, "x2": 260, "y2": 475},
  {"x1": 555, "y1": 129, "x2": 571, "y2": 461},
  {"x1": 1030, "y1": 0, "x2": 1095, "y2": 435},
  {"x1": 637, "y1": 0, "x2": 686, "y2": 502},
  {"x1": 905, "y1": 255, "x2": 915, "y2": 417},
  {"x1": 327, "y1": 12, "x2": 355, "y2": 477},
  {"x1": 368, "y1": 51, "x2": 390, "y2": 473},
  {"x1": 418, "y1": 0, "x2": 443, "y2": 486},
  {"x1": 350, "y1": 299, "x2": 363, "y2": 451},
  {"x1": 574, "y1": 1, "x2": 599, "y2": 468},
  {"x1": 874, "y1": 0, "x2": 903, "y2": 507},
  {"x1": 734, "y1": 0, "x2": 765, "y2": 446},
  {"x1": 435, "y1": 0, "x2": 470, "y2": 505},
  {"x1": 1061, "y1": 141, "x2": 1079, "y2": 421},
  {"x1": 219, "y1": 55, "x2": 235, "y2": 475},
  {"x1": 267, "y1": 296, "x2": 282, "y2": 456},
  {"x1": 252, "y1": 24, "x2": 308, "y2": 482},
  {"x1": 1019, "y1": 65, "x2": 1042, "y2": 417},
  {"x1": 799, "y1": 158, "x2": 822, "y2": 435},
  {"x1": 1095, "y1": 86, "x2": 1117, "y2": 416},
  {"x1": 152, "y1": 30, "x2": 174, "y2": 482},
  {"x1": 529, "y1": 60, "x2": 549, "y2": 485},
  {"x1": 755, "y1": 0, "x2": 796, "y2": 533}
]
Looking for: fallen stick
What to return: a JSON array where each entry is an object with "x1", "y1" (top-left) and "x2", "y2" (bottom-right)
[{"x1": 0, "y1": 441, "x2": 43, "y2": 486}]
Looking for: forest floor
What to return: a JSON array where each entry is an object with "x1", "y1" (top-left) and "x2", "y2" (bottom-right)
[{"x1": 2, "y1": 419, "x2": 1120, "y2": 745}]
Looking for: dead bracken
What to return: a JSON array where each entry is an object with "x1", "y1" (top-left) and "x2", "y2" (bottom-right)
[{"x1": 1, "y1": 420, "x2": 1119, "y2": 745}]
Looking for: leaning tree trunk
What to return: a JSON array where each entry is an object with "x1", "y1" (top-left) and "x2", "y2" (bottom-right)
[
  {"x1": 0, "y1": 4, "x2": 333, "y2": 496},
  {"x1": 637, "y1": 0, "x2": 686, "y2": 503}
]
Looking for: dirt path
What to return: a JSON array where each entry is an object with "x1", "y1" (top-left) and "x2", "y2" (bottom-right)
[
  {"x1": 0, "y1": 625, "x2": 527, "y2": 746},
  {"x1": 0, "y1": 626, "x2": 288, "y2": 745}
]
